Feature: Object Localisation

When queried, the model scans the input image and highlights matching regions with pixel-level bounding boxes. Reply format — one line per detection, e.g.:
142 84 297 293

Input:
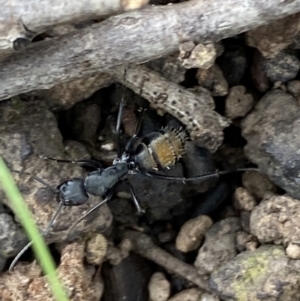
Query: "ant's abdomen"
134 128 187 170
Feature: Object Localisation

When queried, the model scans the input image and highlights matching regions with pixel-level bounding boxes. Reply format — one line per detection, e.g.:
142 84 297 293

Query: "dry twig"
0 0 300 100
0 0 148 52
124 231 210 292
113 65 230 151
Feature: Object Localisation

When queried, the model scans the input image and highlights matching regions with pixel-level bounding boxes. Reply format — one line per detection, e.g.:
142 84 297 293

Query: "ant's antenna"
139 167 259 182
39 156 102 169
116 68 128 158
123 178 145 214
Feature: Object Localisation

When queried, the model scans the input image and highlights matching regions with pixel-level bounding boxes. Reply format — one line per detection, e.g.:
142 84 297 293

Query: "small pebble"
245 241 258 251
236 231 251 252
148 272 171 301
286 243 300 259
236 231 257 252
225 85 254 119
196 64 228 96
287 80 300 104
180 43 217 69
263 52 300 83
242 171 276 200
176 215 213 252
234 187 257 211
86 233 107 265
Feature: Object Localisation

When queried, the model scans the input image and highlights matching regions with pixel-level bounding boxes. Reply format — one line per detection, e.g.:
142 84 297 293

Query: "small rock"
250 50 270 93
196 64 228 97
175 215 213 252
236 231 257 252
242 90 300 199
263 52 300 83
210 245 300 301
178 41 195 60
286 243 300 259
245 13 300 58
180 43 217 69
225 86 254 119
0 214 28 257
250 194 300 245
86 233 108 265
148 272 171 301
234 187 256 211
194 217 241 275
240 211 251 233
168 288 202 301
242 171 277 200
245 241 258 251
287 80 300 104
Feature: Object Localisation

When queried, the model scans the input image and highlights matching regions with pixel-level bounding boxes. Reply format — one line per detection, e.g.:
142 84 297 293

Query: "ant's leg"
40 156 102 169
67 191 114 234
44 201 64 235
123 178 145 214
9 241 33 271
125 108 146 153
9 201 64 271
139 167 259 182
8 203 63 272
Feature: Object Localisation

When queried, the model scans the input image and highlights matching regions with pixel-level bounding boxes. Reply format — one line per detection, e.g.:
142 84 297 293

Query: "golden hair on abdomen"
150 128 187 169
133 127 187 171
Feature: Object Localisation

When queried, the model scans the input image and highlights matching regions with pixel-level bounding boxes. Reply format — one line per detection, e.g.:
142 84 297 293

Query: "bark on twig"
113 65 230 151
124 231 210 292
0 0 148 52
0 0 300 101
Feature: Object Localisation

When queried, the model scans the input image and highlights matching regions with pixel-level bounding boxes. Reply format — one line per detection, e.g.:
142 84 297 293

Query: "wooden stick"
0 0 148 52
124 231 211 292
0 0 300 101
112 65 230 151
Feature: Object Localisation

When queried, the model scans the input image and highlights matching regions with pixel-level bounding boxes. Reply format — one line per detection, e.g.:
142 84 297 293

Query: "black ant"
9 86 256 271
